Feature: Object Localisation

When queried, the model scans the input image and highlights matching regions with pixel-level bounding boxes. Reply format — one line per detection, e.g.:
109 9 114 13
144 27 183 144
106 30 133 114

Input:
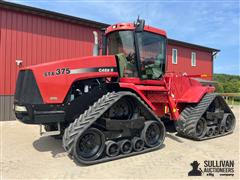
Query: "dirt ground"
1 106 239 179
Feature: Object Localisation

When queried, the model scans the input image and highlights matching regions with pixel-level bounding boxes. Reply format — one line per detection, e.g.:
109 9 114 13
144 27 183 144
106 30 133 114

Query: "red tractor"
14 19 235 164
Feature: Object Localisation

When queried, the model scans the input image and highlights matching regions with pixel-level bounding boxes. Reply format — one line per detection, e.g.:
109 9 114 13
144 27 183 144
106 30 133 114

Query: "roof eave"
0 0 109 29
0 1 220 52
168 38 220 53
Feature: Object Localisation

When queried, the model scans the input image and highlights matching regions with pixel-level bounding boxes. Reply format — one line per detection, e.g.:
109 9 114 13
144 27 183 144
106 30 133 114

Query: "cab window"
107 31 138 77
137 32 166 79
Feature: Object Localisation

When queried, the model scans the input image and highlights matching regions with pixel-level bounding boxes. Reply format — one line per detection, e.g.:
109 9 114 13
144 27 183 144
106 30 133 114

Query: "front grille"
14 70 43 104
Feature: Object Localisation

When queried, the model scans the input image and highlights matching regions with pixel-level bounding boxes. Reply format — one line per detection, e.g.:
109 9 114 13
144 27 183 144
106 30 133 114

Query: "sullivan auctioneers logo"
188 160 234 177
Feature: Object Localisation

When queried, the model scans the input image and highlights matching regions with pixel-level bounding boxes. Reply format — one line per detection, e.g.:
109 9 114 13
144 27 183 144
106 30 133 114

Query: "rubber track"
63 91 165 165
175 93 235 140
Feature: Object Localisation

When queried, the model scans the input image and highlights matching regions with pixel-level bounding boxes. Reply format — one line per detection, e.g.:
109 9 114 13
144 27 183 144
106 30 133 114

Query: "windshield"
107 30 166 79
137 31 166 79
107 31 136 60
107 31 138 77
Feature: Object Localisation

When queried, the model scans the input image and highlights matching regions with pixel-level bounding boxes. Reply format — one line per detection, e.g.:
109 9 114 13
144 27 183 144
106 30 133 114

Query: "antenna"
134 15 140 26
135 16 145 32
136 15 140 26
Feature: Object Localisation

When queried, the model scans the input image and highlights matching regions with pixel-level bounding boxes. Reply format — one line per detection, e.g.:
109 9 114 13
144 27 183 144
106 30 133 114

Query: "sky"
7 0 240 75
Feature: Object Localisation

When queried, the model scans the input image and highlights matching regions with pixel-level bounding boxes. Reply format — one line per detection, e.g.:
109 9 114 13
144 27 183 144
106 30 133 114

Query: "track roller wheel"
213 126 219 135
132 137 144 152
219 126 225 134
105 140 119 157
141 121 164 148
118 139 132 154
73 128 105 162
206 127 214 137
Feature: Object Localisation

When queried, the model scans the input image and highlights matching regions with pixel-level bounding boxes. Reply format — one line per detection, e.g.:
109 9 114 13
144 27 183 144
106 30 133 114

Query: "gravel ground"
1 106 239 179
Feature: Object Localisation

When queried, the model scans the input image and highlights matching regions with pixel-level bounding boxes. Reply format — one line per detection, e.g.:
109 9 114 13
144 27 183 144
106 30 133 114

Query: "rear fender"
177 86 215 103
166 75 215 103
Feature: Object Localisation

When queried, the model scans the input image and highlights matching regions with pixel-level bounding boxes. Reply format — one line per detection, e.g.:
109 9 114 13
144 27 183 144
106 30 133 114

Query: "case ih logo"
98 68 115 72
188 160 235 177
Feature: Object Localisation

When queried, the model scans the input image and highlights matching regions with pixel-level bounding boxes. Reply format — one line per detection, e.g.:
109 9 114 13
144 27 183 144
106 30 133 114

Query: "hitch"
40 123 61 137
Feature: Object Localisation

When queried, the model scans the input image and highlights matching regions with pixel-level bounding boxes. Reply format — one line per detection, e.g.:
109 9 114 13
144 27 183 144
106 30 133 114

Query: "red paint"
0 8 101 95
119 73 214 120
135 85 167 91
120 77 165 85
106 22 167 37
167 43 213 80
119 82 157 111
24 56 118 103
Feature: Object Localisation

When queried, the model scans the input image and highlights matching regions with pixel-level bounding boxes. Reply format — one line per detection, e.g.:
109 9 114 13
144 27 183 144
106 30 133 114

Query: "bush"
213 74 240 93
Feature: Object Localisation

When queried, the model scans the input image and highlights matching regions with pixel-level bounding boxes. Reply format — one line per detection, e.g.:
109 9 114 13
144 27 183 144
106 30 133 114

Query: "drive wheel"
108 97 134 120
73 128 105 162
195 118 207 138
141 121 164 148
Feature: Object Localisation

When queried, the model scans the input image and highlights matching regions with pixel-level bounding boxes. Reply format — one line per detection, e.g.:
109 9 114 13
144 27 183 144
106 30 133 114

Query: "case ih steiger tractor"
14 19 235 165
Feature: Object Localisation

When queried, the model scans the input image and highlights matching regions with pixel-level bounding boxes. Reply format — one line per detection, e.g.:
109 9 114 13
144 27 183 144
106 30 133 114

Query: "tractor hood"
16 55 118 104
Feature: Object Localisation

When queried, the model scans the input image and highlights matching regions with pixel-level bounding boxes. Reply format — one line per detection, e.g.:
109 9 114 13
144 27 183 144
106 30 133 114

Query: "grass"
226 99 240 105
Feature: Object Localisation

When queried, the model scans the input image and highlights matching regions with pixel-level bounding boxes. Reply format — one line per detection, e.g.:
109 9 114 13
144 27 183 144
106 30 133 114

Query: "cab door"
136 31 166 80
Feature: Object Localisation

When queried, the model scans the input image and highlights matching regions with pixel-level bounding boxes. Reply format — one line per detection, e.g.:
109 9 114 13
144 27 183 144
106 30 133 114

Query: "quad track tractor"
14 19 235 164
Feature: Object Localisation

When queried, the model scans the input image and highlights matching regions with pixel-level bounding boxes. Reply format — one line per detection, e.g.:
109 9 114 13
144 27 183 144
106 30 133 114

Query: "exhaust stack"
93 31 99 56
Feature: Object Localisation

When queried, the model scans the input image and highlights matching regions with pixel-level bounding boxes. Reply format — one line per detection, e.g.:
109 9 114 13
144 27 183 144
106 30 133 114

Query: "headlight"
14 105 27 112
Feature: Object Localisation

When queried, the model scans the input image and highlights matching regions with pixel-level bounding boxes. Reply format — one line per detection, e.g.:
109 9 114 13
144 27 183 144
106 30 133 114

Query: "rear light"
201 74 208 78
164 105 169 114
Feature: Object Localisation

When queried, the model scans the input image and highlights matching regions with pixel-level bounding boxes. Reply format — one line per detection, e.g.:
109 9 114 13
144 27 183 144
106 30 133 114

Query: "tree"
213 74 240 93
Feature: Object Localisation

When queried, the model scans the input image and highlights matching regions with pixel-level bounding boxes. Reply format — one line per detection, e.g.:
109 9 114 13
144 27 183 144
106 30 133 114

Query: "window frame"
191 52 196 67
172 48 178 64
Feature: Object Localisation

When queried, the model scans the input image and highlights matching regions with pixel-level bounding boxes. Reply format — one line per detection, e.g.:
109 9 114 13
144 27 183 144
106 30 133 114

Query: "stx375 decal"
44 68 70 77
43 67 117 77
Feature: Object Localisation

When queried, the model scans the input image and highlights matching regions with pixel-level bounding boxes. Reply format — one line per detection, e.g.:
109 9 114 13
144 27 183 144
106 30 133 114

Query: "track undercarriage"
63 91 166 165
175 93 236 140
62 91 235 164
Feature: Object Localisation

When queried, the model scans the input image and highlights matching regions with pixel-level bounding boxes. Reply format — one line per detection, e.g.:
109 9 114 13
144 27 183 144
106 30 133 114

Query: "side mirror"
16 59 23 67
135 18 145 32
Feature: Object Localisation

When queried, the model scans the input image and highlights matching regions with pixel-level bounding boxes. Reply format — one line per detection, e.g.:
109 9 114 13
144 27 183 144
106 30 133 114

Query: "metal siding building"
167 40 217 77
0 1 107 120
0 1 219 120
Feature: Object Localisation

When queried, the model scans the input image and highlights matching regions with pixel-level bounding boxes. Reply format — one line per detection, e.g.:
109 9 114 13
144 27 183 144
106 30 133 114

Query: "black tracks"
63 91 165 165
175 93 236 140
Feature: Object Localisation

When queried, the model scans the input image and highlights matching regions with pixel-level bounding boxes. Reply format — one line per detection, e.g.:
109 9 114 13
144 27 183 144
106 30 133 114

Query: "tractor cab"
104 19 167 80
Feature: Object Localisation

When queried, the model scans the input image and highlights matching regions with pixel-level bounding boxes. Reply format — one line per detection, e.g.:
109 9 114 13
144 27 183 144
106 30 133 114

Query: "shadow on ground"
32 136 66 158
166 133 184 143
